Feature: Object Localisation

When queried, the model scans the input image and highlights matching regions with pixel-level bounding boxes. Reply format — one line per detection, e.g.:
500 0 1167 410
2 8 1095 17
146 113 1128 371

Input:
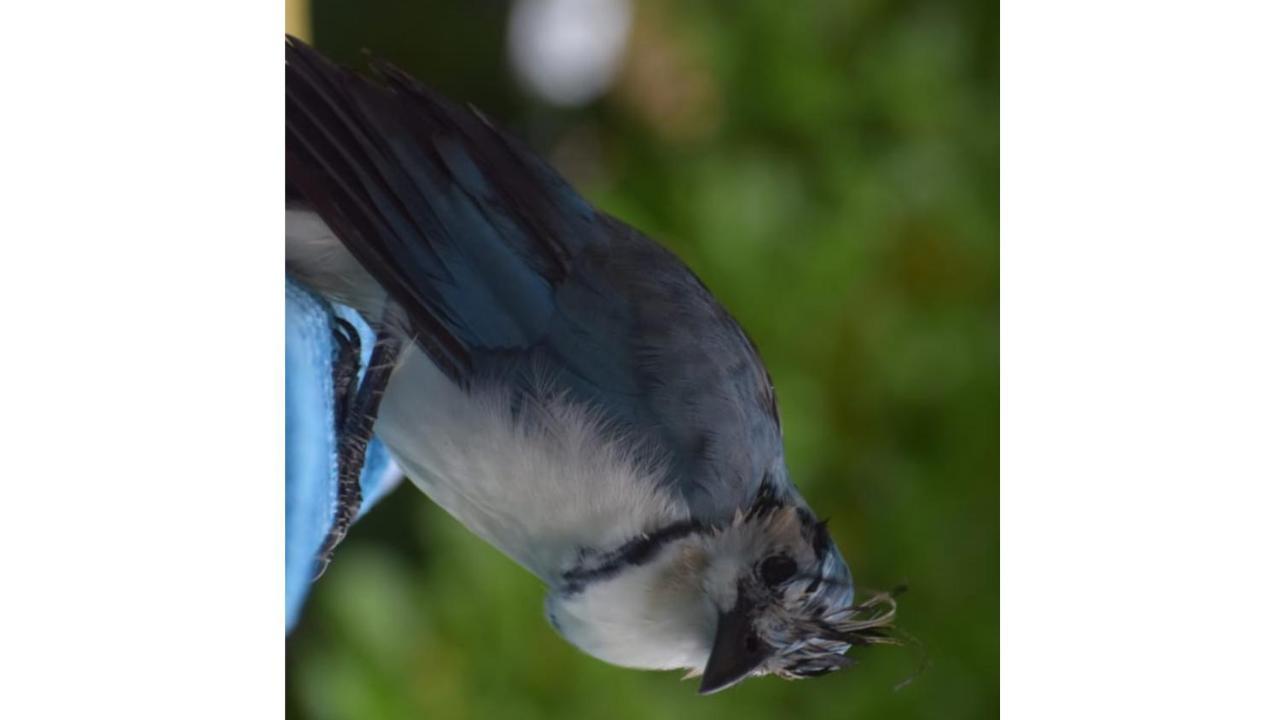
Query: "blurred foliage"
287 0 998 717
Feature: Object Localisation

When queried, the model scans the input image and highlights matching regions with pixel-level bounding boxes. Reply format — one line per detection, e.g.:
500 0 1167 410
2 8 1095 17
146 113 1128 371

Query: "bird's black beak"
699 594 767 695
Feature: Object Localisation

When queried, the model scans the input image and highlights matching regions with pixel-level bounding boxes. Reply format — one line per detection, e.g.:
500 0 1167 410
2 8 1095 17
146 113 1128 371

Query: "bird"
285 36 899 694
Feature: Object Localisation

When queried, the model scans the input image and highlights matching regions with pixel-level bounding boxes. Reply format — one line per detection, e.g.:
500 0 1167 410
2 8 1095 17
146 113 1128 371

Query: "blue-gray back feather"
286 37 786 518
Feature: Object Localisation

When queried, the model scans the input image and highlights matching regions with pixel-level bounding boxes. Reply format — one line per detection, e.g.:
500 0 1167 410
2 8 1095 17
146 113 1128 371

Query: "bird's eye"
760 555 797 586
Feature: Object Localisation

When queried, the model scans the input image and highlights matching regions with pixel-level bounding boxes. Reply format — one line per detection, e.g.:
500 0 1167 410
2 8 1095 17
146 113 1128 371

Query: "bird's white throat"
546 535 719 673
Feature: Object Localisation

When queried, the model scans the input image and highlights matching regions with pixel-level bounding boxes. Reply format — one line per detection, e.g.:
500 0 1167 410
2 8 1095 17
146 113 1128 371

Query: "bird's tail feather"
285 35 601 387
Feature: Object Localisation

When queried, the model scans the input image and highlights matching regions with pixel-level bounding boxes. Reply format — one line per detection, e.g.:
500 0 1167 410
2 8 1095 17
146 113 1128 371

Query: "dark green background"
287 0 998 717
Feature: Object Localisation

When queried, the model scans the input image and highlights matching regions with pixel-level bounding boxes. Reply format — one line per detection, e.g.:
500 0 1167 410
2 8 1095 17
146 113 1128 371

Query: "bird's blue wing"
286 37 784 518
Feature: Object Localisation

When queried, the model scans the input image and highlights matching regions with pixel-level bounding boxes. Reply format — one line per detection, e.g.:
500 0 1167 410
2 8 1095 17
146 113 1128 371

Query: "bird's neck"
558 517 708 593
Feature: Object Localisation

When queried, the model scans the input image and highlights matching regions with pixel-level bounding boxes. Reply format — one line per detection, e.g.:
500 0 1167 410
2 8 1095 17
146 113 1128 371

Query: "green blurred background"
286 0 997 717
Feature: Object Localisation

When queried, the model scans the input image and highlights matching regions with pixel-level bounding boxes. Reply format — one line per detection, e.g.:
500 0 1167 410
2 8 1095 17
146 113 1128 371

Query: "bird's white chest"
373 345 689 583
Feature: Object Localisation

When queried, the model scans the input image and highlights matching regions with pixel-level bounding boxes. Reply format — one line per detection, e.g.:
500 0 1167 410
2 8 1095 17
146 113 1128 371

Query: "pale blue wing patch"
286 278 402 631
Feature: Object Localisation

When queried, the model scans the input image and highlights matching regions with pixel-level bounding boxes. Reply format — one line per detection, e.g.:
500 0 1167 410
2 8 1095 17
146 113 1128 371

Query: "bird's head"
687 484 900 694
546 484 899 694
